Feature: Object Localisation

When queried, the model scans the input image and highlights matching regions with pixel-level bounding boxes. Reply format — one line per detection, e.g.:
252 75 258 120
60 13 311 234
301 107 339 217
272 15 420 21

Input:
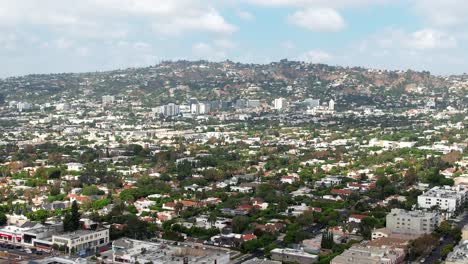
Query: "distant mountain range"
1 60 466 107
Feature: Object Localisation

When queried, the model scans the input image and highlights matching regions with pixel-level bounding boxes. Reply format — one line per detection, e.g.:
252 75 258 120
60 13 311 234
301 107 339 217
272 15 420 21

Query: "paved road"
422 210 468 264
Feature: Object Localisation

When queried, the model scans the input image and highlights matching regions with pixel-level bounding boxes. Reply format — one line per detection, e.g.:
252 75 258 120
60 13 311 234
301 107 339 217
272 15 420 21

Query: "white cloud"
0 1 236 37
365 28 457 51
344 27 465 74
152 10 237 35
192 41 232 61
412 0 468 27
288 8 345 32
214 39 237 49
247 0 389 8
237 10 255 21
192 42 213 54
407 29 457 50
300 50 333 63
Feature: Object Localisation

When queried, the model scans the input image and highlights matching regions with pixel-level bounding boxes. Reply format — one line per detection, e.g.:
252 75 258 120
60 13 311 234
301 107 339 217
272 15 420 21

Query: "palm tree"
175 202 184 215
208 212 217 228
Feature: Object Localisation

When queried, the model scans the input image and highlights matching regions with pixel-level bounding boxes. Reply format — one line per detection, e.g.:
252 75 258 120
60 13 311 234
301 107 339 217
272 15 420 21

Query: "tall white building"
329 99 335 110
102 95 115 105
17 102 32 112
160 103 180 117
191 102 210 115
274 98 288 110
417 186 467 216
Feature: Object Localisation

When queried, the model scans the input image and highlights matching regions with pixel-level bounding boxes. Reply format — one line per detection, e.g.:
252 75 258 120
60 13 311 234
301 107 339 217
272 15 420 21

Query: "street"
422 210 468 264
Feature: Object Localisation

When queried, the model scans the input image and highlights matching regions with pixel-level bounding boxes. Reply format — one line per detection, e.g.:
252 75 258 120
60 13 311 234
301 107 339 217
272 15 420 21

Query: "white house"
133 198 156 212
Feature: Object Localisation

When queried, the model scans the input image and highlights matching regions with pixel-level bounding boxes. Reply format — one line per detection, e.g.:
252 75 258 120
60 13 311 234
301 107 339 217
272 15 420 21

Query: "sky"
1 0 468 77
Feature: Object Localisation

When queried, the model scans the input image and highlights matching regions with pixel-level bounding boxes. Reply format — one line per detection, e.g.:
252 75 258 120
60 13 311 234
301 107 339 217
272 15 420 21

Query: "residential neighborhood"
0 60 466 263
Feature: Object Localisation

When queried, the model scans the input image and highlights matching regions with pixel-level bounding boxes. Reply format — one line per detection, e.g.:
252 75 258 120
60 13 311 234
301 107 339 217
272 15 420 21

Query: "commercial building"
0 222 63 248
52 228 109 254
112 238 230 264
270 248 318 264
331 245 405 264
417 186 467 216
385 208 440 235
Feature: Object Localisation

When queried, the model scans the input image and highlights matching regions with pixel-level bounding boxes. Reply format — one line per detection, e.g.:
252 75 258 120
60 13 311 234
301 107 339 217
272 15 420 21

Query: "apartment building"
385 208 440 235
417 186 467 216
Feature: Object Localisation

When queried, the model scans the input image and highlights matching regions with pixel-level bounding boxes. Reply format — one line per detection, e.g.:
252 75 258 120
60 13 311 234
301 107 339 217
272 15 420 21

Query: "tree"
232 216 250 234
208 212 217 227
175 202 184 215
359 217 379 240
0 212 6 225
63 201 81 231
283 224 310 245
297 211 314 227
50 185 61 196
321 231 334 249
176 161 192 181
441 244 454 259
28 209 49 223
127 205 138 214
407 234 438 260
82 185 105 196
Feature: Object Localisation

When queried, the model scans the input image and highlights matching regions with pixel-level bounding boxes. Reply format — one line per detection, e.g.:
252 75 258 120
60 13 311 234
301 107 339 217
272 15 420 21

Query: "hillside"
1 60 466 107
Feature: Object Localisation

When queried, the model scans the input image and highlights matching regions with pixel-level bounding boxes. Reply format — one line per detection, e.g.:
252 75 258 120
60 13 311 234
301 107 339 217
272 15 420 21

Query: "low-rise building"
52 228 109 254
270 248 318 264
331 245 405 264
112 238 230 264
